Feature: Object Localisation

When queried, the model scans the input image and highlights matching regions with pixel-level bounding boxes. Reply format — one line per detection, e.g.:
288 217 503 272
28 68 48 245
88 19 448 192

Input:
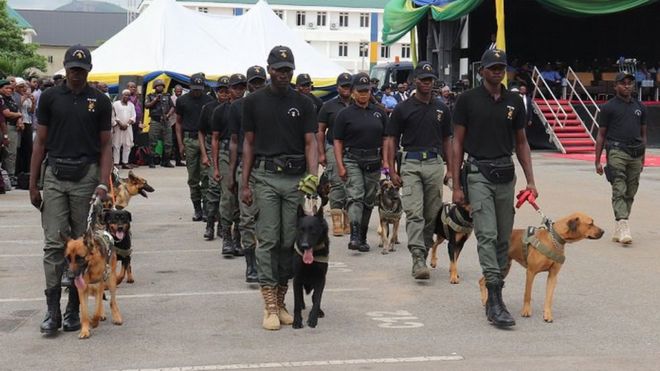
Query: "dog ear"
568 217 579 233
128 171 136 181
315 206 324 218
83 229 94 247
126 211 132 222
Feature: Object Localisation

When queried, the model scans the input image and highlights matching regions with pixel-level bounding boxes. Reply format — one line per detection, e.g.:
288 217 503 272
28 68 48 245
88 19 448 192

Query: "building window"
401 44 411 58
380 45 390 59
47 55 53 63
359 42 369 57
339 12 349 27
274 10 284 19
233 8 243 16
360 13 369 28
338 42 348 57
317 11 326 27
296 11 306 26
198 7 208 13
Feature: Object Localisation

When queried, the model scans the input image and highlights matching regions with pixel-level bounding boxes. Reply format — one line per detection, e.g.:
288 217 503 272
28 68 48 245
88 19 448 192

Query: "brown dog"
429 203 473 284
103 209 134 285
479 212 604 323
376 179 402 254
63 230 122 339
112 171 154 209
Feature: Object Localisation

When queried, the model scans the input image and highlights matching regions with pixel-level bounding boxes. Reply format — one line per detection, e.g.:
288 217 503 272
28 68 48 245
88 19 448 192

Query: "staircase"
531 67 600 154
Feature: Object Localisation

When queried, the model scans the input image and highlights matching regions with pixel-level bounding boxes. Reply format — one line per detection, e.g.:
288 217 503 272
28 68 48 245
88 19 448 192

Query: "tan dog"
479 212 604 323
112 171 154 209
376 179 402 254
63 230 123 339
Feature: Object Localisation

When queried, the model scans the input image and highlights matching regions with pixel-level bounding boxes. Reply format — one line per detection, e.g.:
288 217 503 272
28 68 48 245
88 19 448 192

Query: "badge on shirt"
634 109 642 117
288 107 301 118
506 105 515 120
436 109 444 123
373 111 382 119
87 98 97 112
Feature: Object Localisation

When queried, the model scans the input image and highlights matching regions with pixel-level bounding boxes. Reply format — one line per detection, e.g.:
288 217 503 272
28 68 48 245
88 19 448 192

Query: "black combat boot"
204 202 218 240
232 228 244 256
348 222 361 250
221 226 235 256
40 288 61 335
147 153 156 168
161 154 174 168
358 208 372 252
192 201 203 222
411 249 430 279
62 288 81 332
486 281 516 327
244 248 259 283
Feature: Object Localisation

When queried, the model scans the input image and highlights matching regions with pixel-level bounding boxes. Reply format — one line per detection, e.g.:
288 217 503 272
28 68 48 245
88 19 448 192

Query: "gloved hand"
298 174 319 196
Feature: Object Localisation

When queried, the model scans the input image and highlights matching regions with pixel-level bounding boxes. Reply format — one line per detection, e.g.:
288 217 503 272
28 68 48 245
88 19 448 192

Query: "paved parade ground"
1 151 660 371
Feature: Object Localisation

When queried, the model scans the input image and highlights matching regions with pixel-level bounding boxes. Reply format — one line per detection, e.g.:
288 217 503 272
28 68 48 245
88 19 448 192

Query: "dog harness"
378 195 403 221
521 223 566 266
440 204 473 236
294 245 329 263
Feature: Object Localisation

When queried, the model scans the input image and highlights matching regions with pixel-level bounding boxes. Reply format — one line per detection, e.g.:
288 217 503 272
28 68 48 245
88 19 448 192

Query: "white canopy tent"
78 0 346 85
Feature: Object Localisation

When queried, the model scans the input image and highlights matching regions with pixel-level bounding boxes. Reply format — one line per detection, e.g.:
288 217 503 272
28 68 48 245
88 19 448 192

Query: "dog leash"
516 189 552 227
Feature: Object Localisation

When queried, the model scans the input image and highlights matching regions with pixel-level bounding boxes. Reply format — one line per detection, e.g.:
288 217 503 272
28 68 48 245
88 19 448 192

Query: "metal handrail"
565 67 600 142
531 67 568 128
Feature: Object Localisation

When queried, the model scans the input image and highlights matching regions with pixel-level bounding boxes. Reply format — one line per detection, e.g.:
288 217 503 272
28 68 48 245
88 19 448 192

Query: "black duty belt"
345 147 381 157
184 131 198 139
405 151 438 161
254 155 306 175
220 139 230 151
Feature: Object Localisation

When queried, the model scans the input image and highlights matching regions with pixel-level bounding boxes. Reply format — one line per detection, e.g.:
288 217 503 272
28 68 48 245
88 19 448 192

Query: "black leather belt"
184 131 198 139
345 147 381 157
405 151 438 161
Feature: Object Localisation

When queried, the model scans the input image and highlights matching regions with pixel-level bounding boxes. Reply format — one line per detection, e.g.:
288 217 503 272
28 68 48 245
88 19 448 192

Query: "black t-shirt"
452 85 526 159
229 98 245 154
385 95 452 153
198 100 221 135
36 84 112 158
211 102 231 139
145 92 174 119
599 96 647 144
318 96 350 144
333 103 387 150
175 93 214 132
242 86 317 157
1 95 19 125
305 92 323 114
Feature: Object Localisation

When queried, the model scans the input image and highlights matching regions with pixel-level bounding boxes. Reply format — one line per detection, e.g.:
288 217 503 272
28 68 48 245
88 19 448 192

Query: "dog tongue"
115 230 125 241
303 249 314 264
74 275 86 290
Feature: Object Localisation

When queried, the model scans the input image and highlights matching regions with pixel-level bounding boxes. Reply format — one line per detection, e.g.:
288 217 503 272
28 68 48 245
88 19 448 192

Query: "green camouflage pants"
205 137 221 221
238 165 258 251
325 144 347 209
41 163 99 289
184 137 208 203
467 166 515 286
219 149 239 227
148 120 173 158
607 148 643 220
1 125 19 176
252 165 302 287
400 155 444 254
344 157 380 225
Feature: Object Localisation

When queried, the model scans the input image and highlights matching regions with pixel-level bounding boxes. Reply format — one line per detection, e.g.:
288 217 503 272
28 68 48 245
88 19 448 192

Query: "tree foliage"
0 0 46 76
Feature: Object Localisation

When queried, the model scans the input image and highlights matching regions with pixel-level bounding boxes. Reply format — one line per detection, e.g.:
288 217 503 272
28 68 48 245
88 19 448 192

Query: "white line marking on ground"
0 288 368 303
117 355 463 371
0 249 219 258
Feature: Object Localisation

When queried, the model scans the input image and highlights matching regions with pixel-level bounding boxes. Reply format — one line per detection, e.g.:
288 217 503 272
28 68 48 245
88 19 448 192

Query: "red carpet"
545 153 660 167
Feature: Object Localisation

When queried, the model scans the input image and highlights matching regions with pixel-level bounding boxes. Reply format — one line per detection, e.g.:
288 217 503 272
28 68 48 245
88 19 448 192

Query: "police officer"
241 46 318 330
228 65 267 282
212 73 246 256
295 73 323 114
317 72 352 236
29 45 113 335
384 62 452 280
199 76 230 240
334 72 387 252
595 72 647 245
144 79 175 168
175 73 214 221
452 49 537 328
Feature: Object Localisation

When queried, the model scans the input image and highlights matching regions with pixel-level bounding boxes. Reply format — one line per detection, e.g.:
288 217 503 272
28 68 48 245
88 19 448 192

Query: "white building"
138 0 412 73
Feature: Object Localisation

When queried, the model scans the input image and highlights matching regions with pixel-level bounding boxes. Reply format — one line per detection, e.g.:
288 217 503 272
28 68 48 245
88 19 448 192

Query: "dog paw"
449 277 460 284
292 321 304 329
127 279 134 284
380 249 388 255
394 239 400 244
307 318 318 328
318 309 325 318
520 308 532 317
430 262 437 268
112 318 123 325
91 319 100 328
100 315 107 321
543 311 553 323
388 247 396 252
79 329 90 339
378 242 383 247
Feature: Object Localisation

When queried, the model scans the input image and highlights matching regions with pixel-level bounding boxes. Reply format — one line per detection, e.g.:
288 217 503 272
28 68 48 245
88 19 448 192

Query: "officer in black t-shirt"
451 49 537 328
30 45 113 336
144 79 175 168
1 79 22 182
334 72 388 253
295 73 323 114
317 72 352 236
199 76 230 240
595 72 647 244
241 46 318 331
227 65 267 283
384 61 452 280
175 73 214 221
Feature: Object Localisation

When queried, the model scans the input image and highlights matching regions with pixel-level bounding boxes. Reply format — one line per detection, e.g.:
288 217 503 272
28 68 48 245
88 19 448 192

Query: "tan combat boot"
612 220 622 242
330 209 344 236
276 284 294 325
342 209 351 235
619 219 632 244
260 286 280 330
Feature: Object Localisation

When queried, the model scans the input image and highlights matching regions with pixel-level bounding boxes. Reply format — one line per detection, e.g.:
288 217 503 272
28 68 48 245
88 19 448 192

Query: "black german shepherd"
292 205 329 329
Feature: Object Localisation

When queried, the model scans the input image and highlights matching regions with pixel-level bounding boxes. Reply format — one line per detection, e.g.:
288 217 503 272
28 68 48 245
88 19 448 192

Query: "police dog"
63 230 122 339
317 171 330 208
376 179 402 254
112 170 154 209
429 203 474 284
478 212 604 322
292 206 329 329
103 209 134 285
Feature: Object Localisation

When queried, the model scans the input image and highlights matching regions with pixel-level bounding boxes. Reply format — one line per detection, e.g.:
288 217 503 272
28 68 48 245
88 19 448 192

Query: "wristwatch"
2 134 8 139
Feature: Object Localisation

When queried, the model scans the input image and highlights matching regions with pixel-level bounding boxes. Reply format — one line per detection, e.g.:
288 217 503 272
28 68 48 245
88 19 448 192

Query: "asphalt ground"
1 151 660 371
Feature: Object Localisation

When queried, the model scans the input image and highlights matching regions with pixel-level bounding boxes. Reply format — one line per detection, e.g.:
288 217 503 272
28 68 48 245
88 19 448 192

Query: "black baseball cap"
267 45 295 70
217 76 230 89
190 73 205 90
414 61 437 80
481 49 507 69
229 73 247 86
336 72 352 87
615 72 634 83
247 65 266 82
296 73 312 86
63 45 92 71
353 72 371 90
0 79 9 88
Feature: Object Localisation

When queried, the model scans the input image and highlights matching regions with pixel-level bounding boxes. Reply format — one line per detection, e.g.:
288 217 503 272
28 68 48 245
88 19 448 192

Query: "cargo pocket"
470 201 482 218
401 186 412 197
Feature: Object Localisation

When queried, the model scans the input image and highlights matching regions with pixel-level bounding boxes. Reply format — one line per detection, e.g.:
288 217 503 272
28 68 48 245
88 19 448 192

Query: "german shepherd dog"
376 179 402 254
429 203 474 284
111 170 154 209
63 230 122 339
103 209 134 285
292 206 329 329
